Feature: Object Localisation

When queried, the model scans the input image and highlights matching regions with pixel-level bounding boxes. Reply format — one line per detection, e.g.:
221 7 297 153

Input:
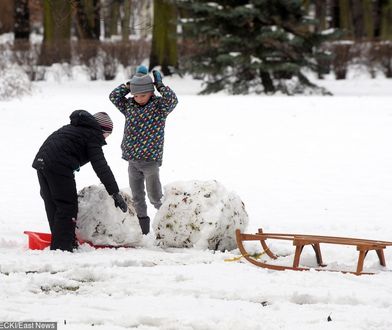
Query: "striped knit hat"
93 112 113 133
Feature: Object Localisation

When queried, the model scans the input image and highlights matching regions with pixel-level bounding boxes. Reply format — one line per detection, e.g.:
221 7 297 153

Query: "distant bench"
236 228 392 275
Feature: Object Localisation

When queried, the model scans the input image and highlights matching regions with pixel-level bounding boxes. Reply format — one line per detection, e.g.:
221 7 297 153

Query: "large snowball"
76 185 142 246
153 180 249 251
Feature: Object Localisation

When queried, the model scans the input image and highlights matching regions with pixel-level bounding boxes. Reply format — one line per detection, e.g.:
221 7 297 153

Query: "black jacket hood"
70 110 102 132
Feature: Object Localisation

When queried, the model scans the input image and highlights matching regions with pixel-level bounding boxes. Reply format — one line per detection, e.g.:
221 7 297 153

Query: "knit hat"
129 73 154 95
93 112 113 133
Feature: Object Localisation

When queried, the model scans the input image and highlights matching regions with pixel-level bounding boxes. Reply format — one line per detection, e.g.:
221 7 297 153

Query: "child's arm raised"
157 86 178 116
152 70 178 116
109 84 132 115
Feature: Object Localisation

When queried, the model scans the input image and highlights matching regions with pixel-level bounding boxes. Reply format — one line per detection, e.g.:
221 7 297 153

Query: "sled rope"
224 248 270 262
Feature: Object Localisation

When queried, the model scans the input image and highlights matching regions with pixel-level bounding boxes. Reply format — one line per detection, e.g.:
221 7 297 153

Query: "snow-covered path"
1 244 392 330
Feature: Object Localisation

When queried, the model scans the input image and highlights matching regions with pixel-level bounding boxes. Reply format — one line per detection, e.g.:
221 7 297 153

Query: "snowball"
76 185 142 246
153 180 249 251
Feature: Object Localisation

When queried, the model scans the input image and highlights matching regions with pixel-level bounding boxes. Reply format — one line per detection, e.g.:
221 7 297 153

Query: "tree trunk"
14 0 30 39
110 0 120 37
381 0 392 39
350 0 365 39
339 0 354 38
74 0 100 39
330 0 341 28
149 0 178 75
102 0 111 38
362 0 375 39
121 0 132 41
315 0 327 31
0 0 14 34
373 0 381 37
40 0 71 64
260 71 275 94
93 0 100 39
140 0 153 39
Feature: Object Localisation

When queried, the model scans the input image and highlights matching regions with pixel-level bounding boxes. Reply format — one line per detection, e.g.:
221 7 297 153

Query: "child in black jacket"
32 110 127 252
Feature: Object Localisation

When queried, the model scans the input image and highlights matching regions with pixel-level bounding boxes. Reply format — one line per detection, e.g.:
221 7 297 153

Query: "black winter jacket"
32 110 119 195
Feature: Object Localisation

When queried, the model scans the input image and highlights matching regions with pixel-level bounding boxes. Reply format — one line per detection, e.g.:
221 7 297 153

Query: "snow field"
0 75 392 329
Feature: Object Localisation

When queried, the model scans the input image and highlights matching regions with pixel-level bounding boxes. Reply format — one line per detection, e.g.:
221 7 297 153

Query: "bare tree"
102 0 134 40
362 0 375 39
132 0 153 38
350 0 365 39
323 0 377 40
339 0 354 37
40 0 72 64
121 0 132 41
380 0 392 39
73 0 101 40
0 0 14 34
14 0 30 40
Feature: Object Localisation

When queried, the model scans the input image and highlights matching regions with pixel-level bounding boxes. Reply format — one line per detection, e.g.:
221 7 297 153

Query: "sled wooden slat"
236 228 392 275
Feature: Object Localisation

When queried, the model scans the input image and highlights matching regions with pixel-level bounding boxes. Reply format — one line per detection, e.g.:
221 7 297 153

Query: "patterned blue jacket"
109 84 178 162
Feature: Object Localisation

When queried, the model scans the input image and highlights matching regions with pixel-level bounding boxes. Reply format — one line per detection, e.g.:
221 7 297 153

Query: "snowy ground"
1 72 392 329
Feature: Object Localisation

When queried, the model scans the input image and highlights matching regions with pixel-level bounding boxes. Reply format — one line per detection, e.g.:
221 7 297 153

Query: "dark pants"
37 170 78 251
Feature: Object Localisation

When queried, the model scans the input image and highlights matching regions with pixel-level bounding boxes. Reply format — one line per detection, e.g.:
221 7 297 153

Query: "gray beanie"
129 73 154 95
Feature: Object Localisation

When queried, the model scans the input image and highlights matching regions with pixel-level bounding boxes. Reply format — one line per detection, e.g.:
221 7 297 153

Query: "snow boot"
138 216 150 235
51 238 78 252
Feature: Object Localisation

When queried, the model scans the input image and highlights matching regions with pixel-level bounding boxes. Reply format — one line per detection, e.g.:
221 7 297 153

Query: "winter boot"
138 216 150 235
51 239 77 252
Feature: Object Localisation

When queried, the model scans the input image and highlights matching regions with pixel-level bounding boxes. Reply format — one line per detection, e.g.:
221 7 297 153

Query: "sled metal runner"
236 228 392 275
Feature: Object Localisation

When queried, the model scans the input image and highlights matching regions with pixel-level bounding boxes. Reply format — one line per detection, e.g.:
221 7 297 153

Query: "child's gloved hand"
152 70 165 91
112 192 128 213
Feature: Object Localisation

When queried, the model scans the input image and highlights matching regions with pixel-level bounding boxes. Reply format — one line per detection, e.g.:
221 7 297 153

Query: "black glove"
112 192 128 213
152 70 165 91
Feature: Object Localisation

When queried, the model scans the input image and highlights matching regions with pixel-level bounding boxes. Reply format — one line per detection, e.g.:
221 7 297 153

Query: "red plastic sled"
24 231 52 250
24 231 133 250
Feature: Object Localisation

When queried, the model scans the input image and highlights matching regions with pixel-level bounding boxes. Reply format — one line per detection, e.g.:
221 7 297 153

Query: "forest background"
1 0 392 96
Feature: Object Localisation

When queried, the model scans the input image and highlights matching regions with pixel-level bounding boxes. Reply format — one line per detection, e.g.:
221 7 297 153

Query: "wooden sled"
236 228 392 275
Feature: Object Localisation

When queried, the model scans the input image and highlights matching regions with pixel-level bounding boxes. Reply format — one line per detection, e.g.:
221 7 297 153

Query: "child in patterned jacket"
109 65 178 235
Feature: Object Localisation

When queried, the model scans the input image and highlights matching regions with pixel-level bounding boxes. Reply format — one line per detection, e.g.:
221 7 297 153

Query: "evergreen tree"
178 0 335 94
